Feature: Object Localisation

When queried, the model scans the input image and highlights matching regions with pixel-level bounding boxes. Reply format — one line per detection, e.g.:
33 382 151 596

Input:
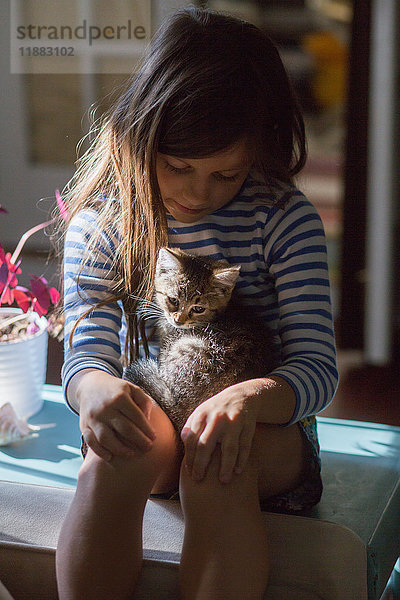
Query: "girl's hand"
75 370 156 461
180 382 261 484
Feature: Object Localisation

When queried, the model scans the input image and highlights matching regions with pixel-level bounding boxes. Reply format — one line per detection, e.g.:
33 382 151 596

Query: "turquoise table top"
0 385 81 488
2 384 400 511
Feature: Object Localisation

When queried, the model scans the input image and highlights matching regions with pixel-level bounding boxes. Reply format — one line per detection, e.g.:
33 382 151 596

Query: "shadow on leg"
178 422 308 600
179 446 269 600
56 404 181 600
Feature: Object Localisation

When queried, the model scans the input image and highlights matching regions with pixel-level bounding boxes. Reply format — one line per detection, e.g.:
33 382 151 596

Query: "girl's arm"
182 191 338 481
62 210 155 459
229 375 297 425
66 368 97 413
62 209 125 411
264 192 339 424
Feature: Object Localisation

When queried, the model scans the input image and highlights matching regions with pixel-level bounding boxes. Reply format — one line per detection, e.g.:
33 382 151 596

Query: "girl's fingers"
180 413 194 444
182 419 206 476
87 423 135 458
118 391 156 442
110 416 154 452
128 387 154 421
182 430 200 476
182 407 257 483
190 426 219 480
82 427 113 462
108 396 156 443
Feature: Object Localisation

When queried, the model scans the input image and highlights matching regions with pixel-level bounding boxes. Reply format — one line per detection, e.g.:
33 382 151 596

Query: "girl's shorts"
81 416 323 515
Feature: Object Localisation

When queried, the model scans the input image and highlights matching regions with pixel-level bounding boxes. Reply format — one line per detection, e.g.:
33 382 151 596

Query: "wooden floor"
46 338 400 428
320 350 400 427
46 337 64 388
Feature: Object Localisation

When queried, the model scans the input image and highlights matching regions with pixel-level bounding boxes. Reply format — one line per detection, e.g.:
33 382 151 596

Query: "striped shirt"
62 172 338 425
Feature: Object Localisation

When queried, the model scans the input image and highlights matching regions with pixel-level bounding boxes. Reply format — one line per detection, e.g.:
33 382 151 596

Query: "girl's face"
156 141 252 223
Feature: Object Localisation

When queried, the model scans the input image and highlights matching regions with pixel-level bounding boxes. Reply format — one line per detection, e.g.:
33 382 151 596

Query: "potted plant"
0 192 66 430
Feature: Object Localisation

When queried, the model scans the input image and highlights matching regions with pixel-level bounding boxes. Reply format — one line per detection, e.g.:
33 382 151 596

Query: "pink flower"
12 287 32 312
29 276 60 317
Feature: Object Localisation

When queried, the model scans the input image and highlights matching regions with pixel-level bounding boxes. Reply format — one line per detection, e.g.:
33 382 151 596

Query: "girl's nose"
184 179 209 207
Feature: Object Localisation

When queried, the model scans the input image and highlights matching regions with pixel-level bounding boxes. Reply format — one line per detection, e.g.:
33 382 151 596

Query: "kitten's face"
154 248 240 329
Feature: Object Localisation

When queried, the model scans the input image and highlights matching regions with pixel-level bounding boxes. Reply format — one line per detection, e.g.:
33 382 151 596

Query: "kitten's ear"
213 265 241 291
157 247 184 273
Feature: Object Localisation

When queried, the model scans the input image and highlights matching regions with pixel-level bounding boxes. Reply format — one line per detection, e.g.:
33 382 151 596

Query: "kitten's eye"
167 296 179 309
191 306 205 314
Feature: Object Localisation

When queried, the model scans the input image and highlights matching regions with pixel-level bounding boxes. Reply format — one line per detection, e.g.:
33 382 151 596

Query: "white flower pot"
0 308 48 418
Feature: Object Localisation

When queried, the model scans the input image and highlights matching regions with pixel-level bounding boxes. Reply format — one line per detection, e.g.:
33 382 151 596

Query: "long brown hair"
56 5 307 364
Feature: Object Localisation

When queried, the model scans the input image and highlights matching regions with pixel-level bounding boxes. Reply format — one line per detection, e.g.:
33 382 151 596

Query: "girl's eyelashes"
163 160 241 182
213 172 240 182
163 162 188 175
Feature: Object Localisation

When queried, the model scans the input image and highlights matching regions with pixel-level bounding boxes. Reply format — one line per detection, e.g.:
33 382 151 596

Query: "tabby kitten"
124 248 280 435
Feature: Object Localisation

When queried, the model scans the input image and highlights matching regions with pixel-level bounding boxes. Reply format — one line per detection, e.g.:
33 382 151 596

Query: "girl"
56 6 338 600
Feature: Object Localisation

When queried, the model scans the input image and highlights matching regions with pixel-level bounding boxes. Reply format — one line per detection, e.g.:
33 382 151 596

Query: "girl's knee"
78 433 177 500
179 446 258 513
78 447 146 491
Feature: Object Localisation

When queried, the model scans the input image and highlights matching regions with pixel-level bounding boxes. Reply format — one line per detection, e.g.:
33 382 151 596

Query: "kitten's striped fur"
124 248 280 435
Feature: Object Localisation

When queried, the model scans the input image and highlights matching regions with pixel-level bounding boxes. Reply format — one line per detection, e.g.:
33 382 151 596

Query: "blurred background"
1 0 399 425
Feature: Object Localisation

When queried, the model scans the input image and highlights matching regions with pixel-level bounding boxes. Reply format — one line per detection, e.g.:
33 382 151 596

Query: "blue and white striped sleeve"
264 193 339 425
61 210 124 411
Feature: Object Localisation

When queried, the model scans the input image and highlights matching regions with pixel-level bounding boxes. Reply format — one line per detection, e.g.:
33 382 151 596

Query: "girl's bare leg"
179 422 307 600
56 404 180 600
